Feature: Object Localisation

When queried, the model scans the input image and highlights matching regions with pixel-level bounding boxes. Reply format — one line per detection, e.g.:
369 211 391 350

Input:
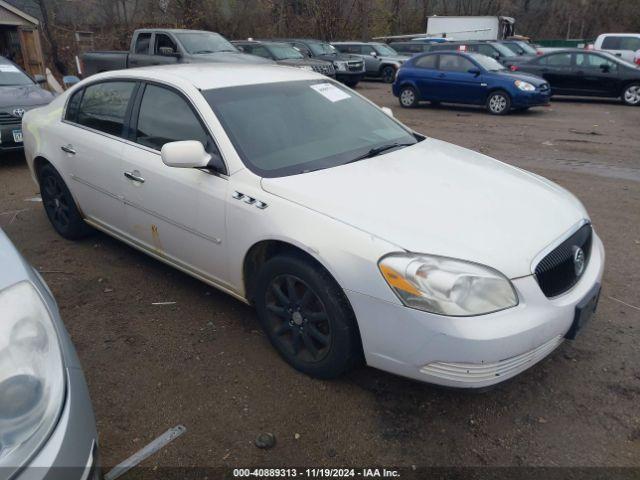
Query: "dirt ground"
1 82 639 471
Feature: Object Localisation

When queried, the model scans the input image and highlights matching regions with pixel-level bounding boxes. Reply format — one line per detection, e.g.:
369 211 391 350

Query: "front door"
433 54 485 104
572 53 620 96
120 82 230 286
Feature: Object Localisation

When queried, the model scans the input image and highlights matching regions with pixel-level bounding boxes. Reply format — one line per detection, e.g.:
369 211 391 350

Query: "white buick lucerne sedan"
22 64 604 388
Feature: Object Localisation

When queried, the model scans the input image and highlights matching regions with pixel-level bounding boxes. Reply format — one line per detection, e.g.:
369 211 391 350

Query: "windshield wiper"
346 142 415 164
193 50 217 54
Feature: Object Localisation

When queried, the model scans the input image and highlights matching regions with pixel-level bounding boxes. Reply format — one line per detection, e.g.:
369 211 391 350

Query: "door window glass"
135 33 151 54
539 53 572 66
77 81 136 137
135 84 210 151
438 54 475 73
575 53 618 71
155 34 178 54
65 88 83 122
250 45 271 59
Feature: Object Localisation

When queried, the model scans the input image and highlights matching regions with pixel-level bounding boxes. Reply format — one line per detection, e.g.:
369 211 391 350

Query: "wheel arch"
242 238 365 359
33 155 52 186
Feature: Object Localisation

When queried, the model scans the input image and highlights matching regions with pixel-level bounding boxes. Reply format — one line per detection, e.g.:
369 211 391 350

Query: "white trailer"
426 16 515 41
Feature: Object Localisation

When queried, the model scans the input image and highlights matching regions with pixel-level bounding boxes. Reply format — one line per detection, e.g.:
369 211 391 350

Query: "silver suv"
332 42 409 83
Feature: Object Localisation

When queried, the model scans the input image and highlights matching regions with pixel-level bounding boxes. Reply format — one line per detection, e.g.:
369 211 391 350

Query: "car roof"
85 63 321 91
135 29 218 34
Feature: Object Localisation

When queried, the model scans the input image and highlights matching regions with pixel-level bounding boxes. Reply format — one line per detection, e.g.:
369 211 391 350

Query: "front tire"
486 90 511 115
254 253 361 379
398 86 419 108
39 163 93 240
622 83 640 106
381 65 396 84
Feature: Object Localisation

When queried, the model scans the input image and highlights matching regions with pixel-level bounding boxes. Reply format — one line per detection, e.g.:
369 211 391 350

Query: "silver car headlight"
379 253 518 316
0 282 65 466
515 80 536 92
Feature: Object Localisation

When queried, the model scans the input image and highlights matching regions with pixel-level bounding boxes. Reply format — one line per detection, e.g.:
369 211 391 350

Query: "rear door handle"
60 144 76 155
124 171 145 183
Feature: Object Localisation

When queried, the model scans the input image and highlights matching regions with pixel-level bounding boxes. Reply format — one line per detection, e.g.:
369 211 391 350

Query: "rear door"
529 52 573 94
411 54 439 100
58 80 139 234
432 54 485 104
120 82 229 283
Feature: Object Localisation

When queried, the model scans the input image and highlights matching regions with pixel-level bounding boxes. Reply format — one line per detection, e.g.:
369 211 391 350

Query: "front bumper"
335 72 365 84
347 232 605 389
0 122 24 153
12 367 100 480
512 90 551 107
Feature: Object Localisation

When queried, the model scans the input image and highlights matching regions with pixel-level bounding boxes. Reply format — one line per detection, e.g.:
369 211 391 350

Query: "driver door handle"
124 171 145 183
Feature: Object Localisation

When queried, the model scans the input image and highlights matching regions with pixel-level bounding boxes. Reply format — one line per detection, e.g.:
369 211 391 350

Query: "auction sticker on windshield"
0 64 20 73
310 83 351 103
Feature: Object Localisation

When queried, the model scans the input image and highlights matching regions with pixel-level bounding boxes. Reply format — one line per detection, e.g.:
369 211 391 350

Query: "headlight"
0 282 65 466
379 253 518 316
515 80 536 92
297 65 314 71
334 61 347 72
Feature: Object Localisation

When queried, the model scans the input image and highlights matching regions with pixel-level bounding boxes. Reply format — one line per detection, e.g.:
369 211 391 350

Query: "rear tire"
398 86 419 108
254 253 361 379
381 65 396 84
39 163 93 240
486 90 511 115
622 83 640 106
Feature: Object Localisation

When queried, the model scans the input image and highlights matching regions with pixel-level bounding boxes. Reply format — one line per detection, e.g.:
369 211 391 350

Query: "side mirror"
34 74 46 84
468 67 481 76
381 106 394 118
63 75 81 88
161 141 211 169
159 46 179 57
370 51 378 58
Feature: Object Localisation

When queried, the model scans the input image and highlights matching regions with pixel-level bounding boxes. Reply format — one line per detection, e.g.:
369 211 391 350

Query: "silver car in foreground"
0 229 99 479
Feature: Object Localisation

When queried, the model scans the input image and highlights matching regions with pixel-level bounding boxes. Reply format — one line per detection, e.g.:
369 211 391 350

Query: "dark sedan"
0 57 54 154
232 40 336 77
510 49 640 106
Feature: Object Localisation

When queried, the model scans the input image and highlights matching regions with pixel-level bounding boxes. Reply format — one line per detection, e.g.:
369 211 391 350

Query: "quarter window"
414 55 438 69
65 88 83 122
135 33 151 54
134 84 210 151
76 81 136 137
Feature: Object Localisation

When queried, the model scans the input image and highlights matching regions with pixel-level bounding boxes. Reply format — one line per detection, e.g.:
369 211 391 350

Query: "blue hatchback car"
393 51 551 115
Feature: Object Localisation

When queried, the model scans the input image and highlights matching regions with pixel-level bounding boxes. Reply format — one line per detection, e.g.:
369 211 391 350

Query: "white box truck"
426 16 515 41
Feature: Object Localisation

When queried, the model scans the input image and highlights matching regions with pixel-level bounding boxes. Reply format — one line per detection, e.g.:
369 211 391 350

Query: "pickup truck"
82 28 272 76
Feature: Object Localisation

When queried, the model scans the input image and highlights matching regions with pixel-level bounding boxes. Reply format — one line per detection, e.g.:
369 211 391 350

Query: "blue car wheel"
399 86 419 108
486 90 511 115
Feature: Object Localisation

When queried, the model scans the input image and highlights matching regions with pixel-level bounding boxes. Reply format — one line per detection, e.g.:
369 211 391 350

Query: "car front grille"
312 64 335 76
0 111 21 125
534 223 593 297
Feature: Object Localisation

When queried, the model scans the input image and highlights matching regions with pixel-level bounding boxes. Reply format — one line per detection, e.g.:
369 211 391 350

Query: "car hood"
503 54 536 65
0 84 54 108
261 138 587 278
493 70 548 86
190 51 274 64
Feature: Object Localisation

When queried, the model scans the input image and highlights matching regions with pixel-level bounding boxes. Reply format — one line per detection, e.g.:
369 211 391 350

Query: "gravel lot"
1 82 639 470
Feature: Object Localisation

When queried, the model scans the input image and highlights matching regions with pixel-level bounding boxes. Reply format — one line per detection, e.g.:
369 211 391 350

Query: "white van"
594 33 640 63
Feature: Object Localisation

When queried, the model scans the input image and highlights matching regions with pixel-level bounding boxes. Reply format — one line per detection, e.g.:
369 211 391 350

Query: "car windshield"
515 41 538 55
309 42 338 56
490 42 517 57
0 63 34 86
175 32 238 54
269 44 304 60
203 80 418 177
470 54 506 72
373 44 399 56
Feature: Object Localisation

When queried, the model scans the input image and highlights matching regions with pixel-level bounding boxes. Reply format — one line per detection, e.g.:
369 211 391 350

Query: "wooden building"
0 0 45 76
